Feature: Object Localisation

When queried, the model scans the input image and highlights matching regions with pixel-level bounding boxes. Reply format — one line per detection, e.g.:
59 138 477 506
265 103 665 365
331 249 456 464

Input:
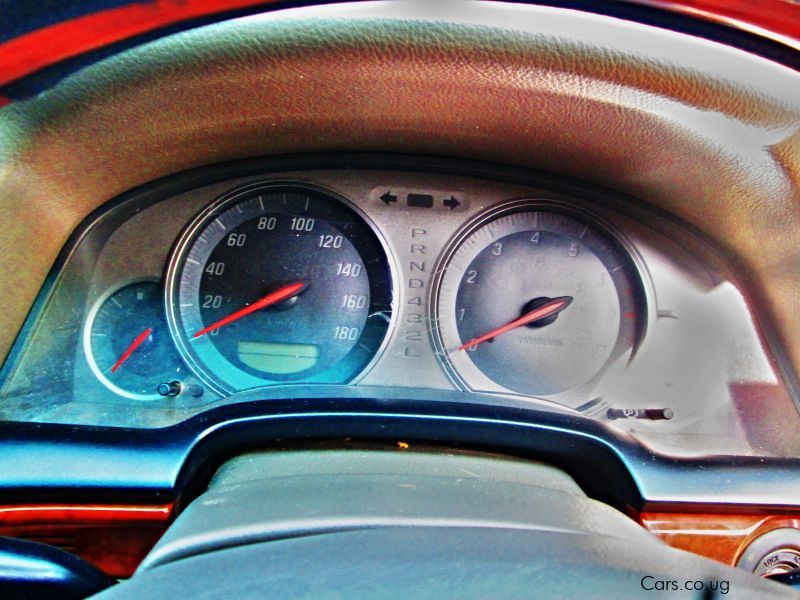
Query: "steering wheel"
95 449 793 599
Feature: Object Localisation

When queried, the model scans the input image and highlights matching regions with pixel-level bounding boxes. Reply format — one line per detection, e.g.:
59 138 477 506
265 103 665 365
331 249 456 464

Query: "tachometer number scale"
433 203 646 405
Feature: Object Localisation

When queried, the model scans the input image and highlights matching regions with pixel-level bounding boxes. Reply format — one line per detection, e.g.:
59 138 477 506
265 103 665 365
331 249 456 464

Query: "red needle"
193 281 306 339
111 327 152 373
457 296 573 351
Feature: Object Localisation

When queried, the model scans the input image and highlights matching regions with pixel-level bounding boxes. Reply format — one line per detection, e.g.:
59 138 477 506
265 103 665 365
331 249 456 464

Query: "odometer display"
166 183 393 394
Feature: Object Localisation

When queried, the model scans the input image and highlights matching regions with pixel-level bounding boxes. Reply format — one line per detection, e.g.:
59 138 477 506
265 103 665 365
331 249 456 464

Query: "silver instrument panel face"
1 166 797 458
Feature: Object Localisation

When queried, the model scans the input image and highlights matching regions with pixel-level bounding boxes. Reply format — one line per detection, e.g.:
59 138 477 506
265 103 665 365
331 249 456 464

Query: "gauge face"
84 281 185 399
166 183 393 393
434 204 646 401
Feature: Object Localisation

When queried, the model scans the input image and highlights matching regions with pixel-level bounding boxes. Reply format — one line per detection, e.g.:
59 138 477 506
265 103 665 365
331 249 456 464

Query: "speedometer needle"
457 296 573 351
111 327 152 373
193 281 306 339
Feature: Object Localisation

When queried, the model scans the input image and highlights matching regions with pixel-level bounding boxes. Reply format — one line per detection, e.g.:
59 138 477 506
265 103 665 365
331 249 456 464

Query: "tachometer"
432 201 647 404
165 183 394 394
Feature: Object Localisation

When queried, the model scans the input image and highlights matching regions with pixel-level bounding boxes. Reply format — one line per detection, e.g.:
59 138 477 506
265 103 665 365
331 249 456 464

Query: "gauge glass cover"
84 281 185 400
166 184 393 394
433 204 646 403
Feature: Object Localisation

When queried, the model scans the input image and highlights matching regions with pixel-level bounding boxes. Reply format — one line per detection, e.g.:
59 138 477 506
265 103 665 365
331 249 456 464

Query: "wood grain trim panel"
0 503 173 577
5 502 800 576
640 511 800 566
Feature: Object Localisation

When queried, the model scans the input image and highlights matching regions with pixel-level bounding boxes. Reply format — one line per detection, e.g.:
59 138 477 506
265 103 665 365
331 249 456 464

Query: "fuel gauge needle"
457 296 572 351
111 327 152 373
193 281 306 339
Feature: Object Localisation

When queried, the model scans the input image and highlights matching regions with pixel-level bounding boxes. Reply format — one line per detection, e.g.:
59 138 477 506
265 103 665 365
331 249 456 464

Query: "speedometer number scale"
434 203 645 404
166 184 393 394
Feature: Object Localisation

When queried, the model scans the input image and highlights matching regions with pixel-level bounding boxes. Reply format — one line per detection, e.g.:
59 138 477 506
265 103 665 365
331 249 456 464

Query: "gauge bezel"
82 278 170 401
430 198 654 406
164 180 397 396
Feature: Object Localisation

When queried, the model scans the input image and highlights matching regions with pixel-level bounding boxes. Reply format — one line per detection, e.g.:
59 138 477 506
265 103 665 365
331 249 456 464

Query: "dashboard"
1 0 800 591
1 156 796 460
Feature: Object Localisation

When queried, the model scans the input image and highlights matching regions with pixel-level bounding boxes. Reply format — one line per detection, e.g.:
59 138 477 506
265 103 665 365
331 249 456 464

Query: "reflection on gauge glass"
84 281 186 400
433 202 647 404
165 183 394 394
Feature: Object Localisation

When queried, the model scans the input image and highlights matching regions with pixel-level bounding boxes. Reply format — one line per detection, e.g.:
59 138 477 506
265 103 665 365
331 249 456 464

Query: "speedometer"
432 201 647 405
165 182 394 394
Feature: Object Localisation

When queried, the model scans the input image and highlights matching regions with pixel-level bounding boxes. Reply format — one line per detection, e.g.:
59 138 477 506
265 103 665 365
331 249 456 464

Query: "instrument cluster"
1 161 796 458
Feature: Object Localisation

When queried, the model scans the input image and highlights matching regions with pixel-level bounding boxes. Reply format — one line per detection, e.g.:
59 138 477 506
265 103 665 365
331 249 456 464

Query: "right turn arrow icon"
443 196 460 210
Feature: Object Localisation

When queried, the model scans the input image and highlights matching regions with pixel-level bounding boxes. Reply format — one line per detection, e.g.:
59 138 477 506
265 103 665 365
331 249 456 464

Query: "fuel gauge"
83 280 186 400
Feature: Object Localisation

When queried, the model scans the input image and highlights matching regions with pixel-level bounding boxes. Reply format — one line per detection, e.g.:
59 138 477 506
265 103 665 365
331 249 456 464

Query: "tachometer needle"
457 296 573 351
193 281 306 339
111 327 153 373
